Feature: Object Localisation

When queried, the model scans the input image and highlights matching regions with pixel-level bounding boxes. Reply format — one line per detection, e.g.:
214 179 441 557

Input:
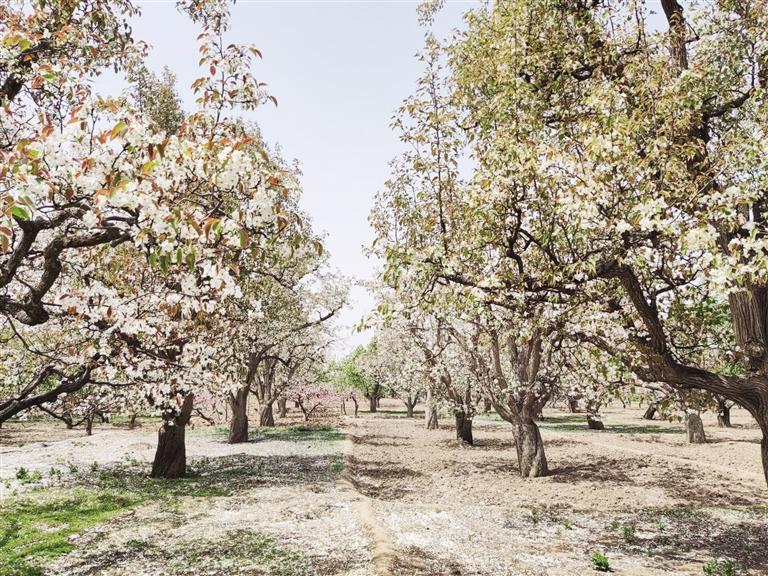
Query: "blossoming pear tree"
0 0 320 478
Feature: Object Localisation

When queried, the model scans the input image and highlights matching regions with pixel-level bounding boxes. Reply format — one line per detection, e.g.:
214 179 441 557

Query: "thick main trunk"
278 397 287 418
643 403 657 420
128 413 138 429
567 397 580 413
369 395 377 413
514 421 548 478
259 403 274 427
587 413 604 430
151 394 194 478
228 387 249 443
454 411 473 445
85 415 93 436
352 398 359 417
685 412 706 444
151 421 187 478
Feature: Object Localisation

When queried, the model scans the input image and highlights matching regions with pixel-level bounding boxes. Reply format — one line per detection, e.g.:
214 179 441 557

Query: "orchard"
1 1 767 575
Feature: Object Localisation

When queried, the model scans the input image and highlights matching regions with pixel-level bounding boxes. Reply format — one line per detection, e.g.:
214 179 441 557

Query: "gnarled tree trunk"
454 410 473 445
259 403 274 427
685 412 706 444
643 403 657 420
151 394 194 478
514 420 548 478
278 396 287 418
369 395 377 413
228 386 249 443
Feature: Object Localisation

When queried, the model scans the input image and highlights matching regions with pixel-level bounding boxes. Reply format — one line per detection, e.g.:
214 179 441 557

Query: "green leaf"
11 206 30 221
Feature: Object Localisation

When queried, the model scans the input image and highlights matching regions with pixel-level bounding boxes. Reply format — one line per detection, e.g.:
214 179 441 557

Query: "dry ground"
1 401 767 575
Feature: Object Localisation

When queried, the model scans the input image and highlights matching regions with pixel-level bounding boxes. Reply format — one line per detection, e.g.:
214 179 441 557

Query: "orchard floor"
1 402 767 576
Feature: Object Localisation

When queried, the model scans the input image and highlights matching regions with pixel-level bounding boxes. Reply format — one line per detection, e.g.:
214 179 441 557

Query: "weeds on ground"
591 551 610 572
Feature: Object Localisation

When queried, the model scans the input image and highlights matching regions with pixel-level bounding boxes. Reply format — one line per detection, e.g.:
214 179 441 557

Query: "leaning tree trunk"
685 412 706 444
514 420 548 478
643 403 658 420
228 387 249 443
277 397 287 418
151 394 194 478
259 403 275 427
587 413 604 430
425 389 439 430
454 411 473 445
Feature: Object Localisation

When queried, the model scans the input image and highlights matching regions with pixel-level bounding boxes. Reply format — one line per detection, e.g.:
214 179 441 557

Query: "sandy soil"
1 402 767 575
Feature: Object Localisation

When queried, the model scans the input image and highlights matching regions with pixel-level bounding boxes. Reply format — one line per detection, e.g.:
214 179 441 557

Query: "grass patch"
178 530 314 576
0 490 140 576
203 424 344 444
253 425 344 443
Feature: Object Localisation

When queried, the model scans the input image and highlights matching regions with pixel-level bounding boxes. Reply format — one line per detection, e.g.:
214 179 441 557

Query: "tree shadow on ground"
64 452 344 498
199 424 345 444
550 456 641 485
346 455 423 500
605 508 768 574
549 454 760 507
705 436 761 445
540 421 683 435
393 546 466 576
350 433 410 447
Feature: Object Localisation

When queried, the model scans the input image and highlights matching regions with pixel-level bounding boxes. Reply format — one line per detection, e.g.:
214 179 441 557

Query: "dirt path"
342 402 768 576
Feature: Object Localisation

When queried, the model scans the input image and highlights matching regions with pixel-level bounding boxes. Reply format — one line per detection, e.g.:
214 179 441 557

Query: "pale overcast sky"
128 0 476 354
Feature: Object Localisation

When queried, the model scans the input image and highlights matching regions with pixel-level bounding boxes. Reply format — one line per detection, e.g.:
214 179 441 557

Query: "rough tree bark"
685 412 706 444
228 386 249 443
259 403 275 427
454 410 473 445
643 403 658 420
278 397 287 418
151 394 194 478
514 420 548 478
